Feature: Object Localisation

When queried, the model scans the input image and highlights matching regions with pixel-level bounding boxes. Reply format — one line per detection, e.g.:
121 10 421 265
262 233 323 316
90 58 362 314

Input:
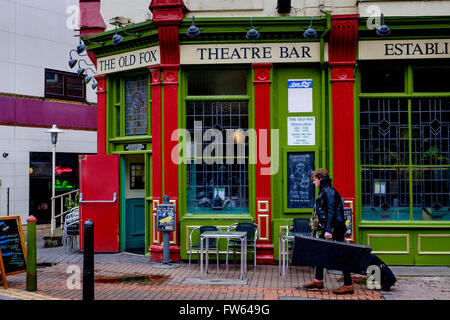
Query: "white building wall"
0 125 97 223
0 0 97 103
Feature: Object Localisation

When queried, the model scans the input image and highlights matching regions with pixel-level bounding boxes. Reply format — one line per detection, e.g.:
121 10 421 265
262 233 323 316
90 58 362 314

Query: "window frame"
44 68 86 101
357 62 450 223
181 66 253 215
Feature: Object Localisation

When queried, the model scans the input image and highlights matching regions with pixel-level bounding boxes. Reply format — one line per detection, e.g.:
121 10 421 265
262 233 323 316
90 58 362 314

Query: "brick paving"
0 238 449 301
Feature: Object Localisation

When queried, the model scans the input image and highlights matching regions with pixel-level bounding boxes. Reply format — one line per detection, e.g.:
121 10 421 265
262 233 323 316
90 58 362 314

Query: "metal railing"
51 189 79 235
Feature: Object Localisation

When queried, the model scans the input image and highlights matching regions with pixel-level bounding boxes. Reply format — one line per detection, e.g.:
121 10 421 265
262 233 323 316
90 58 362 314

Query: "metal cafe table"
200 231 248 281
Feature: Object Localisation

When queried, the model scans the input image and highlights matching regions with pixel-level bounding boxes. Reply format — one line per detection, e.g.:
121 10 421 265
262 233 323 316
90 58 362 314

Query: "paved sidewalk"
0 237 449 301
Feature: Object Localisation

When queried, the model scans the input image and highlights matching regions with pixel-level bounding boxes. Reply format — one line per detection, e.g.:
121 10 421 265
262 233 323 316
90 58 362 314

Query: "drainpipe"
320 12 331 168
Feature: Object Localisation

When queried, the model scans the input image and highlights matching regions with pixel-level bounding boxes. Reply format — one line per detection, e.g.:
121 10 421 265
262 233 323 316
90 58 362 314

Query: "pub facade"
78 0 450 265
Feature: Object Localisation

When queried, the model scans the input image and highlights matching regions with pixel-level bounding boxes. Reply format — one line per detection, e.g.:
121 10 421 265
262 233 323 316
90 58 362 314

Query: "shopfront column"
329 15 359 205
149 0 186 261
252 63 275 264
94 74 107 155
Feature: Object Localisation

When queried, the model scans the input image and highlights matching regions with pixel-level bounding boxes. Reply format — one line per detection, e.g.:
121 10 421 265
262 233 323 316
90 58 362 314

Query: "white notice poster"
288 79 313 113
287 117 315 146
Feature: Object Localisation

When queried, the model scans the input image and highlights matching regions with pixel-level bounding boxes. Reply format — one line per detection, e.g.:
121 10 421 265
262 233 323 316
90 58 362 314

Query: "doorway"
123 154 145 253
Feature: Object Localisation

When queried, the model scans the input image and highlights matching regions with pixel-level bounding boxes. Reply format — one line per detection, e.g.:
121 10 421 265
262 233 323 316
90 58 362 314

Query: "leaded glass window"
186 100 249 213
359 65 450 222
125 75 148 136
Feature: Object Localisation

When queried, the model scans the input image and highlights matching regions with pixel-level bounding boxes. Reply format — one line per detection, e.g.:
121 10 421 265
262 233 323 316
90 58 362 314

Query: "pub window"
413 66 450 92
45 69 86 101
185 68 249 214
111 73 151 138
359 64 450 222
360 62 405 93
130 163 145 189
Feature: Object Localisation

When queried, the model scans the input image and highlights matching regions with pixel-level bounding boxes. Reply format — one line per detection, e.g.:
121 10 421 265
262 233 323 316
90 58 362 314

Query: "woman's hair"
311 168 329 181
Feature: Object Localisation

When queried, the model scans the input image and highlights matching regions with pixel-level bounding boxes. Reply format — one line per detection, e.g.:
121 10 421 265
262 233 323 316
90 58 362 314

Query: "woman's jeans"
314 230 353 286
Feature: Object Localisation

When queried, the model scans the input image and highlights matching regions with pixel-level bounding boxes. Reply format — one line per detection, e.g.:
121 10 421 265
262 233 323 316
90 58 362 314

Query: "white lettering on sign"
180 43 324 64
359 39 450 60
97 46 160 74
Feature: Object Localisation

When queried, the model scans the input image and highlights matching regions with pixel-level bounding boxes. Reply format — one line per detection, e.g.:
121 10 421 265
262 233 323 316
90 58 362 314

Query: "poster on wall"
288 79 313 113
287 152 315 209
287 116 315 146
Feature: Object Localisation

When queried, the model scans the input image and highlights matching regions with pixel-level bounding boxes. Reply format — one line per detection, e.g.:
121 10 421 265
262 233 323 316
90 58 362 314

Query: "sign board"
344 201 354 242
287 117 315 146
286 152 315 209
358 39 450 60
156 203 176 232
288 79 313 113
0 216 27 289
124 144 147 151
96 46 160 74
180 42 322 64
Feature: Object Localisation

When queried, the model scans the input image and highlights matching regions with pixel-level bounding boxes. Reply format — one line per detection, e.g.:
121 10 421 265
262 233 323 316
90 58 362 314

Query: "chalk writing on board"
287 152 315 209
0 218 26 274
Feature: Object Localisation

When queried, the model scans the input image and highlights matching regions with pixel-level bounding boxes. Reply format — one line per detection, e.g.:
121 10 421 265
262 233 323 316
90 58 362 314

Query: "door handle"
79 192 117 203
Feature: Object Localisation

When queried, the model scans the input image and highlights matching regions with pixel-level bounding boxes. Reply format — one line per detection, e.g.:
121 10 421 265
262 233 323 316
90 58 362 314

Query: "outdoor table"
200 231 247 281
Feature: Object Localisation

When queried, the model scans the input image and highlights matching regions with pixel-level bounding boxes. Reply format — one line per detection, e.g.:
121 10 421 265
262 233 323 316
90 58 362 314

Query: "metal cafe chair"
188 225 221 271
62 207 80 253
283 218 311 273
226 222 259 272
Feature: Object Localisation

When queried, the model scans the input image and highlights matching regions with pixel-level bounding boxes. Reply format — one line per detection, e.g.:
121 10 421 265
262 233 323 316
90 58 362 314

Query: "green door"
125 198 145 251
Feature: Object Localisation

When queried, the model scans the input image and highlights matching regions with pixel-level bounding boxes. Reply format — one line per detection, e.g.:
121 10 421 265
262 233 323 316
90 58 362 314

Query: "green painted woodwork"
125 198 145 250
360 229 450 265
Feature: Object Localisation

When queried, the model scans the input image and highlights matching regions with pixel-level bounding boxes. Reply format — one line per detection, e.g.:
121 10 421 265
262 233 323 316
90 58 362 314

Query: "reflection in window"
361 167 410 221
186 100 249 213
125 75 148 136
130 163 145 189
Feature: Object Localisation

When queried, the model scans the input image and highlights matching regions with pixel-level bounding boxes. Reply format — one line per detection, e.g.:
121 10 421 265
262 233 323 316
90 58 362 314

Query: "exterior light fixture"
83 68 96 84
246 17 260 40
303 17 317 39
91 80 98 90
45 124 64 235
68 49 78 68
112 24 124 45
187 16 200 38
376 13 391 36
111 23 138 46
76 37 87 54
76 59 93 76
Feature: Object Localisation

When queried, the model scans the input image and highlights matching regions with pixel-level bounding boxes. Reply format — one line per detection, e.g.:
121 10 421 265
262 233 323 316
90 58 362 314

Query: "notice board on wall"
0 216 27 289
287 152 315 209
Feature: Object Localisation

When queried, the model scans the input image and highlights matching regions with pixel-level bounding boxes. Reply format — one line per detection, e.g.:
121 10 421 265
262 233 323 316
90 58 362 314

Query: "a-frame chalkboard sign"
0 216 27 289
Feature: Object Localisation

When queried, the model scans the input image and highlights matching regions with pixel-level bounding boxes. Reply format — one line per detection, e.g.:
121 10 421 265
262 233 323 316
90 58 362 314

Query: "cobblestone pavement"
0 238 449 301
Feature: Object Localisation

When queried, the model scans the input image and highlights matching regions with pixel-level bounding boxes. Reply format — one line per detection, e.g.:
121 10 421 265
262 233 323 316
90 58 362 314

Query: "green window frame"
357 62 450 222
108 72 152 140
181 67 252 214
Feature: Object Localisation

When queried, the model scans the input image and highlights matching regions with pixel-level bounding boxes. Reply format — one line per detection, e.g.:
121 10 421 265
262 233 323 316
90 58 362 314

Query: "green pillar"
26 215 37 291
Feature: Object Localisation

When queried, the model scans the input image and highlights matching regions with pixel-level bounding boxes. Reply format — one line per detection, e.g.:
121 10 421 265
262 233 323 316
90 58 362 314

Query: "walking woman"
303 168 354 294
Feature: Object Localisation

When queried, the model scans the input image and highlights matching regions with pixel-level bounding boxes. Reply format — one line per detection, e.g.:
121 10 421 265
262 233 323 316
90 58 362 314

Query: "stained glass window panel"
125 75 148 136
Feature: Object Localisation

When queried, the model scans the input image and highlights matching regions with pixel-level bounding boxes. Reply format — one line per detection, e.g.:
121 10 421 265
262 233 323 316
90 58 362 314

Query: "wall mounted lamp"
187 16 200 38
303 17 317 39
2 152 8 158
376 13 391 36
76 59 93 76
112 23 138 46
246 17 260 40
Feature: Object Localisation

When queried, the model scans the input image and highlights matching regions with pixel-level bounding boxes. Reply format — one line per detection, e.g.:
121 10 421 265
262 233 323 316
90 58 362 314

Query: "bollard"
83 219 94 300
162 231 170 264
26 215 37 291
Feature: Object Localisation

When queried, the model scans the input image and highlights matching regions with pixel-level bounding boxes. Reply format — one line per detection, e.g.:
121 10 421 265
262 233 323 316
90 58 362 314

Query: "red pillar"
329 15 359 210
94 74 107 155
252 63 276 264
148 0 186 262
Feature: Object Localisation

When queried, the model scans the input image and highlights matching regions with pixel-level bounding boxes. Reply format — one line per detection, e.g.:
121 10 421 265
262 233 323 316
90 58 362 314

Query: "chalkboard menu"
0 216 27 288
287 152 315 209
